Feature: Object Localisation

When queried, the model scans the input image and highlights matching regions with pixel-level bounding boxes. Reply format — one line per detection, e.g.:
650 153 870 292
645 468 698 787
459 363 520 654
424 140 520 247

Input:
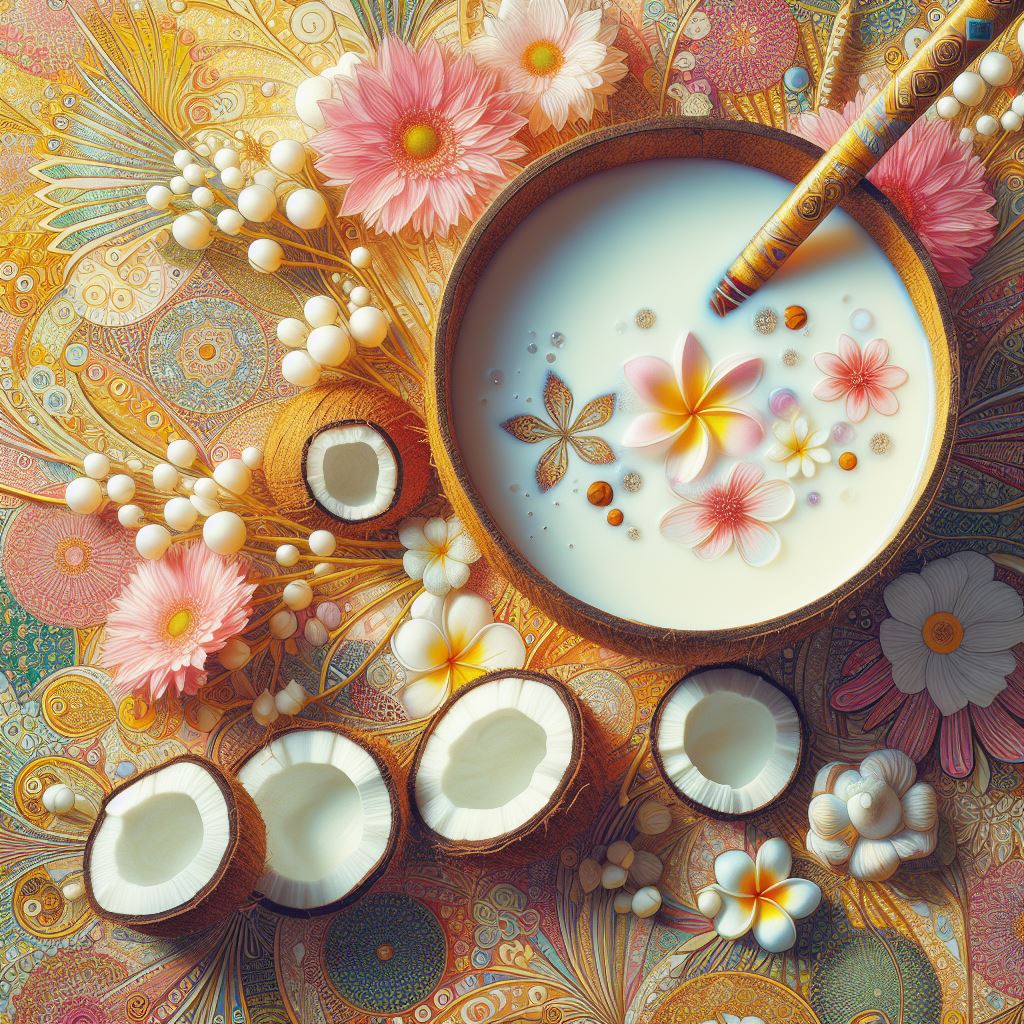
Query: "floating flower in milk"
813 335 907 423
400 515 482 596
623 331 764 485
660 463 795 567
767 415 831 478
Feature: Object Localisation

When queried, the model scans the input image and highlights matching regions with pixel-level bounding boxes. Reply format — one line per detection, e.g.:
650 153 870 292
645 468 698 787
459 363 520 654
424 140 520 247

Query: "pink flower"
794 90 997 287
813 334 907 423
623 331 764 485
313 37 527 237
660 462 794 566
101 541 255 702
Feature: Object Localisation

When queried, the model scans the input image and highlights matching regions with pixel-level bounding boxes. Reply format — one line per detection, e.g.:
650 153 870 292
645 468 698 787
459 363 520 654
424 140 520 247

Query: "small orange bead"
607 508 624 526
838 451 858 471
587 481 613 507
784 305 808 330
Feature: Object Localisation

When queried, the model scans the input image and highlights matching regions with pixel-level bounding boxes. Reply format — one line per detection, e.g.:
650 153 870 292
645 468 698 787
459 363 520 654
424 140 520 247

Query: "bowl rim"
429 117 959 663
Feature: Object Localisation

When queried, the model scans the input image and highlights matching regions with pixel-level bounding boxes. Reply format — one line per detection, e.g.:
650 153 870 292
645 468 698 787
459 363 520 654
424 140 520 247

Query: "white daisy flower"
766 415 831 478
400 516 481 596
469 0 628 136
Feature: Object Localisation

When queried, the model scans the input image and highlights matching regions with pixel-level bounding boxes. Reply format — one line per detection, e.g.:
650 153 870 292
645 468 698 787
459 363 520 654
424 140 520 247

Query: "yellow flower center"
522 40 564 76
167 609 193 638
921 611 963 654
402 123 440 159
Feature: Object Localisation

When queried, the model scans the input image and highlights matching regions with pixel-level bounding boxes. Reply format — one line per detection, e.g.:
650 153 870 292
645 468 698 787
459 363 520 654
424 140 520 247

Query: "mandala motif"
696 0 798 94
10 949 129 1024
970 859 1024 997
146 295 268 413
651 971 820 1023
2 503 138 628
322 893 447 1012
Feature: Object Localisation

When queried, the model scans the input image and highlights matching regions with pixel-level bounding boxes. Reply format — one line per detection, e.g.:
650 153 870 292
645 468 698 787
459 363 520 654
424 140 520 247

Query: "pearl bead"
65 477 103 514
283 579 313 610
237 183 277 222
349 285 370 306
979 51 1014 87
191 186 214 208
935 95 960 119
203 510 247 555
146 184 172 210
164 496 198 531
308 529 336 556
276 543 300 566
213 458 252 494
136 523 172 559
173 149 192 169
193 477 218 499
183 162 206 186
43 783 76 814
169 175 190 195
83 452 110 479
269 610 298 639
351 245 371 269
281 350 322 387
304 294 340 327
1002 110 1023 131
253 169 277 189
307 324 351 367
313 562 331 576
976 114 999 136
241 446 263 470
213 146 238 170
959 127 976 144
216 208 244 235
219 637 251 669
117 504 145 527
172 212 213 250
276 317 308 348
295 75 332 129
952 71 986 107
1013 95 1024 117
270 139 307 175
106 474 136 504
167 438 198 468
220 166 244 190
349 305 389 347
190 493 220 517
285 188 328 229
248 238 284 273
153 463 179 490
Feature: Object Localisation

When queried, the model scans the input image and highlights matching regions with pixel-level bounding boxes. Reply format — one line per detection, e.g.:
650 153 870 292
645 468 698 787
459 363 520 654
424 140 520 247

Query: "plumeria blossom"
767 415 830 478
314 37 527 236
697 838 821 953
660 463 794 567
832 551 1024 777
101 541 255 701
391 590 527 717
399 515 481 596
468 0 628 135
623 331 764 485
813 335 907 423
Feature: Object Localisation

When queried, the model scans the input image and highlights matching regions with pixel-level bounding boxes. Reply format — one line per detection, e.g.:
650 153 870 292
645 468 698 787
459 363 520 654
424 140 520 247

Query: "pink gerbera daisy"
314 37 527 237
101 541 255 701
812 334 907 423
794 90 997 287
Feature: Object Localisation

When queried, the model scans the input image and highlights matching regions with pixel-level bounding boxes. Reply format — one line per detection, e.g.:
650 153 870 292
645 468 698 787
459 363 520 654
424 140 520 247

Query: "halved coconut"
83 755 266 937
652 666 803 818
410 671 607 861
236 725 402 917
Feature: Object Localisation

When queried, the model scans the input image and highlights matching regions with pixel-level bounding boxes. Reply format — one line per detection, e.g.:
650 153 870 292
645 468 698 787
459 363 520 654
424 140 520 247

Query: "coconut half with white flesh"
236 726 402 917
652 666 803 818
410 671 607 860
84 755 266 937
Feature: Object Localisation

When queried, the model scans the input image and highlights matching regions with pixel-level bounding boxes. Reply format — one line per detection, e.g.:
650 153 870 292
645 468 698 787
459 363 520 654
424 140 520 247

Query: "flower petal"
391 618 449 673
751 899 797 953
423 517 449 548
666 418 711 485
812 376 849 402
845 386 870 423
971 701 1024 762
701 408 764 455
806 830 853 868
848 838 900 881
883 571 935 625
862 336 890 371
624 355 685 413
402 549 431 581
660 501 717 548
676 331 711 411
693 524 734 561
886 690 940 762
939 707 974 777
744 480 795 523
398 517 428 551
713 849 756 895
761 877 821 921
733 519 782 567
622 411 687 448
457 621 527 673
755 838 792 891
421 556 454 596
443 591 495 653
707 888 756 940
867 384 900 416
701 353 764 407
399 668 452 718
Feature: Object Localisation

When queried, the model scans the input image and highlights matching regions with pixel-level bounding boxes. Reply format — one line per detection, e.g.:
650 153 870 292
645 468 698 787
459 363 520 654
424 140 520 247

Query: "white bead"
169 175 190 195
146 185 172 210
136 523 172 559
167 439 198 468
349 305 389 347
269 609 298 639
219 636 251 669
193 477 218 499
203 510 247 555
276 317 308 348
126 458 144 471
308 529 336 556
253 169 277 189
152 463 179 491
43 783 76 814
172 212 213 250
979 51 1014 87
270 139 307 175
61 881 84 902
117 504 145 527
304 294 340 327
106 474 136 504
190 493 220 517
237 183 277 222
935 95 960 119
952 71 986 107
349 285 370 307
976 114 999 136
248 238 284 273
1013 94 1024 117
959 127 976 144
631 886 662 919
191 186 214 208
216 208 244 235
295 75 333 129
214 147 238 170
285 188 328 229
220 166 244 190
1002 110 1023 131
351 245 371 269
275 687 303 715
196 143 211 157
697 888 722 919
173 149 192 169
307 324 351 366
164 496 198 531
241 446 263 470
276 543 300 566
283 579 313 610
65 477 103 514
83 452 110 479
1019 20 1024 53
252 690 279 725
313 562 332 576
213 458 252 494
281 350 322 387
183 162 206 186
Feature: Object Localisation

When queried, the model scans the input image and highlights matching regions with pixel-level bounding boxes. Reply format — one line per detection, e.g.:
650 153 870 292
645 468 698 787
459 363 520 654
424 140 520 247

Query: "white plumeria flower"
766 415 830 478
697 838 821 953
879 550 1024 716
391 590 526 718
399 516 481 596
468 0 628 136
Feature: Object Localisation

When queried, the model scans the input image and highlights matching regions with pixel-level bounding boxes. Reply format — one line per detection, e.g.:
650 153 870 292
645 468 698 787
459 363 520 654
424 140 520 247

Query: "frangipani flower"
391 590 526 717
660 463 794 567
623 331 764 485
400 515 481 596
813 335 907 423
767 415 830 478
697 838 821 953
468 0 628 135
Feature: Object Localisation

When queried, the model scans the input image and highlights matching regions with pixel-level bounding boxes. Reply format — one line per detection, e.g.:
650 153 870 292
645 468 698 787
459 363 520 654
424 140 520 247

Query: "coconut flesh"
655 666 801 816
414 673 575 844
304 421 398 523
86 760 233 921
237 728 395 914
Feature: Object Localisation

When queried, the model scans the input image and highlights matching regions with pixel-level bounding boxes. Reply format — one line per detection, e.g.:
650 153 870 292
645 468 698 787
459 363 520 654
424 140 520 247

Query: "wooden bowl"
429 119 957 664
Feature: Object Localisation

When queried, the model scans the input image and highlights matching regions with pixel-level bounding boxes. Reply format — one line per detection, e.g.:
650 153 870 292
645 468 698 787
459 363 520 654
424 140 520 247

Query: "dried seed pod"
631 886 662 918
578 857 602 893
606 840 634 869
613 890 634 914
601 863 627 889
636 799 671 835
629 850 664 887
